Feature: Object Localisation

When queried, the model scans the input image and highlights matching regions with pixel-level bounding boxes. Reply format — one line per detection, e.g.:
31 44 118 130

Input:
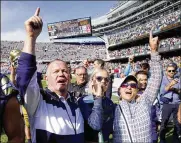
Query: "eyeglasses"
76 73 87 77
121 83 138 89
95 76 110 82
168 70 175 73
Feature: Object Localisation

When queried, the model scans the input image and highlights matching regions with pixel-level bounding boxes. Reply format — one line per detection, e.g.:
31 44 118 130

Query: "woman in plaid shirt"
88 29 162 143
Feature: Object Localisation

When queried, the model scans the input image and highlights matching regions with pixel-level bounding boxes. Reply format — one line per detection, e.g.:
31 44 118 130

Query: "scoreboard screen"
47 17 92 39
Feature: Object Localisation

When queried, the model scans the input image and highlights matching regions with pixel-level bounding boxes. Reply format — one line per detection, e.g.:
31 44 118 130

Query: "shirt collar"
46 88 70 101
59 93 70 101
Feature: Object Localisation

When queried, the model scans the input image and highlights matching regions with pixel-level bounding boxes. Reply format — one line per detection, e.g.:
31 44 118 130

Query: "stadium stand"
91 0 181 74
108 37 181 59
1 0 181 75
1 42 107 73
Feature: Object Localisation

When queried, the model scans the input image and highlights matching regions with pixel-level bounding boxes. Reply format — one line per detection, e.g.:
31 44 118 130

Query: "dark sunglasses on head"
95 76 110 82
168 70 175 73
121 83 138 89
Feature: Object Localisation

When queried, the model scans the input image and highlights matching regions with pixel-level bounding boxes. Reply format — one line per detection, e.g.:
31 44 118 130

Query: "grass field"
0 78 175 143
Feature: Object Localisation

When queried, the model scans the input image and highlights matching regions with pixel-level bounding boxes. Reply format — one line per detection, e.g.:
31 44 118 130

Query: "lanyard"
119 105 133 143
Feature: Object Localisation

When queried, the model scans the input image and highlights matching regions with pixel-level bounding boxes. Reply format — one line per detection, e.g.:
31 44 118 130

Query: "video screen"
47 17 92 39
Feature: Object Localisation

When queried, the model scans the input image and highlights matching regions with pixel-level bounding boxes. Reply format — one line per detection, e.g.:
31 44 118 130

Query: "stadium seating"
106 10 180 46
108 37 181 58
1 41 107 73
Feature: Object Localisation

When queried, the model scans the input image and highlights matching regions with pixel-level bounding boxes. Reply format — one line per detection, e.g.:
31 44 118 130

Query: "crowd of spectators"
105 55 181 75
107 9 181 46
1 37 180 74
1 41 107 73
108 37 181 58
1 6 181 143
1 41 106 62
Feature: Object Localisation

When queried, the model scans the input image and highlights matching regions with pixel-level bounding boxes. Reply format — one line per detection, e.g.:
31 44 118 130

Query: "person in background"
68 66 88 99
123 55 137 76
9 49 32 143
9 49 21 86
83 59 90 69
0 72 25 143
135 70 159 143
140 60 150 74
79 68 114 143
83 59 94 76
159 62 181 143
93 59 105 69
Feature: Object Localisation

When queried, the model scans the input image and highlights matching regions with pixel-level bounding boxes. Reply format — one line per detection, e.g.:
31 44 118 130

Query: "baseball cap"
114 75 138 89
166 62 178 70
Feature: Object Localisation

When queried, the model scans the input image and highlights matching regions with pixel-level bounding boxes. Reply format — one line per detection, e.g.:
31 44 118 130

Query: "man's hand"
24 7 43 40
170 79 178 87
165 79 178 91
92 82 104 98
149 27 159 53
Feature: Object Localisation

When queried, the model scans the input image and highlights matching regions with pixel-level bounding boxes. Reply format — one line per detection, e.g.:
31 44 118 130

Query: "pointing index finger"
149 27 154 40
34 7 40 16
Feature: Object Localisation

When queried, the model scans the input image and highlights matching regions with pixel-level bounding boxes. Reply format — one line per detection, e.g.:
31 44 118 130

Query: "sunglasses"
95 76 110 82
121 83 138 89
168 70 175 73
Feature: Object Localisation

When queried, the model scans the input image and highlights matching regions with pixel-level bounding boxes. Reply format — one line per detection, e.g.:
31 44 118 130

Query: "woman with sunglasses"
78 68 115 143
87 28 162 143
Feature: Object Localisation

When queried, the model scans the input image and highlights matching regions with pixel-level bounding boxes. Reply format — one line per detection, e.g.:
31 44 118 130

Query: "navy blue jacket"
16 52 101 143
78 95 115 142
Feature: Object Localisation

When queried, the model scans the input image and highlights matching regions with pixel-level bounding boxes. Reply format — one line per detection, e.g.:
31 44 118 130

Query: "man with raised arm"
88 29 162 143
16 8 100 143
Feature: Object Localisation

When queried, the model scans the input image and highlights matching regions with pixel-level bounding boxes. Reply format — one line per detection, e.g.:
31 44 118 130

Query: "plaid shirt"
88 53 162 143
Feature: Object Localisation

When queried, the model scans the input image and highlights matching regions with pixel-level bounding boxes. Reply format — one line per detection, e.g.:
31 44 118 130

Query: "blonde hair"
87 68 108 94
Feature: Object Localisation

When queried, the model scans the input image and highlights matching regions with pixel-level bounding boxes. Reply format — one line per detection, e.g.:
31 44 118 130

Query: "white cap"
113 75 138 89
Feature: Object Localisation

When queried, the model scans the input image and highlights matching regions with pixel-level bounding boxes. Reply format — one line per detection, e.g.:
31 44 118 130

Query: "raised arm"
124 63 131 76
85 81 105 130
88 95 104 130
23 7 42 55
141 28 162 104
16 8 43 116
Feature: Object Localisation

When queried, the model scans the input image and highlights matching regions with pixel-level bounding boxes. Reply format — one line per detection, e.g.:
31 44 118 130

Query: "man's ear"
45 75 48 81
117 87 120 96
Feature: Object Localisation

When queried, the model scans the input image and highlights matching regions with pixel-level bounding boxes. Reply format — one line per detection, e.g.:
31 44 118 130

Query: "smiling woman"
117 75 138 102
